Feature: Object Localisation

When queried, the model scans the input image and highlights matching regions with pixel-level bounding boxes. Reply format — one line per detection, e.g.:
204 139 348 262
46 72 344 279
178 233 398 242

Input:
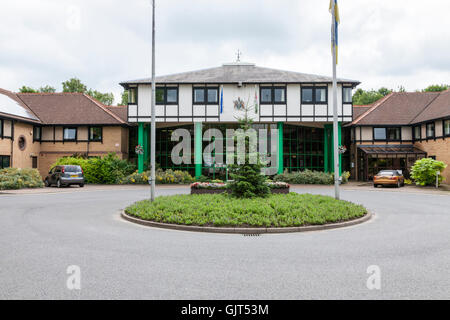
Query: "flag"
220 86 224 114
329 0 340 64
254 85 259 114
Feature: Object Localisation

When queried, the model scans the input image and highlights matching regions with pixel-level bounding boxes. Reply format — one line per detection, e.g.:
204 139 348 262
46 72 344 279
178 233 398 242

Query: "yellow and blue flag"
329 0 340 64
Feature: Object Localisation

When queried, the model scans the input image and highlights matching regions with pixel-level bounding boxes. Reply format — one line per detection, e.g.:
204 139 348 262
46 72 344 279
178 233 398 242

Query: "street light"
150 0 156 201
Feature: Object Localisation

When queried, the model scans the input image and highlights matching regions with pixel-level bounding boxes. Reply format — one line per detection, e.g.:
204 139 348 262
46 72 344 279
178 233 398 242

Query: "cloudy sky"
1 0 449 104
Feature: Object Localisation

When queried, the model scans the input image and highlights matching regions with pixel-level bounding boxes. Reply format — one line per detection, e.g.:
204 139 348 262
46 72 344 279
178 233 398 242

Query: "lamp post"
150 0 156 201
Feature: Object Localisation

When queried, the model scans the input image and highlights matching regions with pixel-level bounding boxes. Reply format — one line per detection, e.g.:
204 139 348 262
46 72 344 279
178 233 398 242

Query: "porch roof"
358 145 427 155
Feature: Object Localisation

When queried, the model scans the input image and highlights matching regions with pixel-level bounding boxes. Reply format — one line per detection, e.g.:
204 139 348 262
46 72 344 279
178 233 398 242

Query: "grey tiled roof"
121 63 360 86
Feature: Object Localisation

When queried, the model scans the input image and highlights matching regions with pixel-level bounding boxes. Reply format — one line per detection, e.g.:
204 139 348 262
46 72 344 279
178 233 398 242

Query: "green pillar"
277 122 284 174
194 122 202 178
143 124 149 170
138 123 144 173
324 123 342 175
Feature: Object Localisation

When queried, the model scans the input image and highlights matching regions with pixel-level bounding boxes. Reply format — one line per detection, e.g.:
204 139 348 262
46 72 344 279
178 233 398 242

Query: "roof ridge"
351 93 395 125
83 93 126 124
409 91 443 124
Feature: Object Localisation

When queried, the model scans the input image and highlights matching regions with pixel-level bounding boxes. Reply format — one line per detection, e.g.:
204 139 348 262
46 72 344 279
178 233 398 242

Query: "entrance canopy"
358 145 427 157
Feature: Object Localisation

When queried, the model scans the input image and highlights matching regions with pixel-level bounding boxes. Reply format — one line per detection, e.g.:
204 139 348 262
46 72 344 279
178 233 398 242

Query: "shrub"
228 160 270 198
52 153 136 184
273 170 350 185
410 158 447 186
0 168 44 190
125 193 367 227
122 169 194 185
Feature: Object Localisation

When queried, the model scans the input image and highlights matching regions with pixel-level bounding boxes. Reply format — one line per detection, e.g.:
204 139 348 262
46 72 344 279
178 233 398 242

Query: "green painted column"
277 122 284 174
324 123 342 175
338 122 342 176
324 125 330 173
194 122 203 178
138 123 144 173
143 124 149 170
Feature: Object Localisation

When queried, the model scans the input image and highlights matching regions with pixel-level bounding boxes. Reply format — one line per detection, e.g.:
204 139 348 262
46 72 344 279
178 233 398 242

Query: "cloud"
0 0 449 103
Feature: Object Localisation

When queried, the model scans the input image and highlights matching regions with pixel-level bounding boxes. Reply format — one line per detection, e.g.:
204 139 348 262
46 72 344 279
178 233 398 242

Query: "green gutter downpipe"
194 122 202 178
138 123 144 173
277 122 284 174
143 124 149 171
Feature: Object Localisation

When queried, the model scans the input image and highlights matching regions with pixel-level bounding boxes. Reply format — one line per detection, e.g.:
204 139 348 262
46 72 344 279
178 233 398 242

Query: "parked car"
373 170 404 188
44 165 85 188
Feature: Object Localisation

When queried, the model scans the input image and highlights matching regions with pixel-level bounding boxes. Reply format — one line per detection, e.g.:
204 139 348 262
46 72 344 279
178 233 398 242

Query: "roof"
353 105 371 119
15 92 127 126
350 92 443 126
358 145 427 155
0 88 41 123
106 106 128 123
121 63 360 86
412 89 450 123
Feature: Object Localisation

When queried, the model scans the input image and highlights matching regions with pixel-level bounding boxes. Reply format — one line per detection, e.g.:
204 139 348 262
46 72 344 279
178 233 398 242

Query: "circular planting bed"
123 193 370 234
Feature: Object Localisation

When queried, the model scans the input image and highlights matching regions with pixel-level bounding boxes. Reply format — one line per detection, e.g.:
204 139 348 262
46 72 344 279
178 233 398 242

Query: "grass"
125 193 367 228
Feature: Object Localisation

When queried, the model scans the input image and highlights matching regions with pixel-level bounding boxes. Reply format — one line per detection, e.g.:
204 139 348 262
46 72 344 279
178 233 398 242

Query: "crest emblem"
233 98 245 110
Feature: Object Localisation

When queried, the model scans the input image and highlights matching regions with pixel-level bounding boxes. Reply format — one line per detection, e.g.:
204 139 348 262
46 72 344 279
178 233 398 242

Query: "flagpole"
150 0 156 201
331 0 340 200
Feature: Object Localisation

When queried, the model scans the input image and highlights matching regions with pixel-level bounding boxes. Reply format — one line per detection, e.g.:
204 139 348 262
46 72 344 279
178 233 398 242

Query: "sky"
1 0 449 104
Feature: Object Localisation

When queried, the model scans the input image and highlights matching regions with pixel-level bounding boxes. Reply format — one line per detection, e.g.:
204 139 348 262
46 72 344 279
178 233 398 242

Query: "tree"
422 84 449 92
18 86 38 93
353 88 392 105
120 91 129 106
62 78 87 93
39 85 56 93
87 89 114 106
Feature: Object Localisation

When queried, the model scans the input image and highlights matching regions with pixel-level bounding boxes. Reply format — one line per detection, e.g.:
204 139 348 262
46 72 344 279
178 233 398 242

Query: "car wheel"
397 181 401 188
79 183 84 188
57 179 62 188
44 179 50 187
374 184 378 188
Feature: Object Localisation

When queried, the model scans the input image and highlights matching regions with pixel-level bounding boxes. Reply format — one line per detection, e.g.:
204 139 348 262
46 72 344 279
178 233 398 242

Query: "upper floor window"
0 119 3 138
301 87 328 104
413 125 421 140
33 126 41 142
156 87 178 105
260 87 286 104
426 122 435 138
193 87 219 104
63 127 77 141
128 87 137 104
89 127 102 142
444 120 450 137
373 127 401 141
343 87 353 103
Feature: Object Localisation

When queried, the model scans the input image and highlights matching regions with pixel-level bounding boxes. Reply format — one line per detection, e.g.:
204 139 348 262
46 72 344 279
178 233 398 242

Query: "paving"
0 184 449 299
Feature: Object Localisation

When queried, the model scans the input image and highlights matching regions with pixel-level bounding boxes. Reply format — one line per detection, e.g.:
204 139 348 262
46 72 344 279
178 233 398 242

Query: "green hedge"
411 158 447 186
273 170 350 185
125 193 367 227
51 153 136 184
121 169 194 185
0 168 44 190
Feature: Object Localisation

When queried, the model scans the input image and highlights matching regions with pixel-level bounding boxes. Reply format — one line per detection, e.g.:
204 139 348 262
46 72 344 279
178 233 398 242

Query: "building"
348 90 450 182
0 88 130 177
120 62 360 178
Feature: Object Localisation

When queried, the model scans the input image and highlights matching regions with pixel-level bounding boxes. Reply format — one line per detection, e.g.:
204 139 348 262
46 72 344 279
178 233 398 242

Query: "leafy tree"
19 86 38 93
410 158 447 186
62 78 87 93
39 85 56 93
120 91 129 106
87 89 114 106
422 84 449 92
353 88 387 105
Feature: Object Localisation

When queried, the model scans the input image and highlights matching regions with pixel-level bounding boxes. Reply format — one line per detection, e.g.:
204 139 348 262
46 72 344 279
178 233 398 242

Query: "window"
89 127 102 142
18 136 26 150
301 88 313 104
0 119 3 138
426 122 435 138
260 87 286 104
373 127 401 141
0 155 10 169
444 120 450 137
301 87 328 104
193 87 219 104
315 88 327 104
413 125 421 140
128 87 137 104
260 88 272 104
33 126 41 141
156 87 178 105
373 128 387 140
343 87 353 103
32 156 38 169
63 128 77 141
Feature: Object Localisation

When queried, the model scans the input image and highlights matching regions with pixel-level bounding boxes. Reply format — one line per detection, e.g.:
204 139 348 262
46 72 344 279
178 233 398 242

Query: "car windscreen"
378 171 394 176
64 166 82 172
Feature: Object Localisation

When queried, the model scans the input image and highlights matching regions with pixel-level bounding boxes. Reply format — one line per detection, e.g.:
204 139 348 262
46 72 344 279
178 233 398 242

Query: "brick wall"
415 138 450 183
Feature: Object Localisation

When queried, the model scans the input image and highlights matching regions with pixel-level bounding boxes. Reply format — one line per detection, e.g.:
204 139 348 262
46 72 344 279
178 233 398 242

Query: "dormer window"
128 87 137 104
